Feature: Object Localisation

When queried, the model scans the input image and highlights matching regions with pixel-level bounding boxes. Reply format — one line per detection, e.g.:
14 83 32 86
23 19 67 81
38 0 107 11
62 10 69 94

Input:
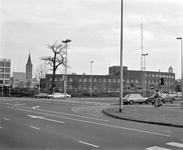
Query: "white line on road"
33 106 39 109
78 141 99 148
166 142 183 147
14 103 25 106
146 146 171 150
3 118 9 121
28 115 64 124
8 106 170 137
30 126 40 130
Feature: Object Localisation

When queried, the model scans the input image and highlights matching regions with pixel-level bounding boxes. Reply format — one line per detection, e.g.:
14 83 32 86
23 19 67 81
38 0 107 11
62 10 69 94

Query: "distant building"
0 58 11 87
26 54 33 81
41 66 176 94
12 72 26 88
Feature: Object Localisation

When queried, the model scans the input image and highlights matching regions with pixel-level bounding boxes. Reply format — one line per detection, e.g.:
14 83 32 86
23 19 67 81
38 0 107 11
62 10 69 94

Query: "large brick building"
41 66 176 94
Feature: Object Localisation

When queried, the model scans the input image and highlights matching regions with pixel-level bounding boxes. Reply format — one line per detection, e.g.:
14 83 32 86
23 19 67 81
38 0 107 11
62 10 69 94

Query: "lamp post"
90 61 93 97
119 0 123 113
142 53 148 97
176 37 183 99
62 39 72 97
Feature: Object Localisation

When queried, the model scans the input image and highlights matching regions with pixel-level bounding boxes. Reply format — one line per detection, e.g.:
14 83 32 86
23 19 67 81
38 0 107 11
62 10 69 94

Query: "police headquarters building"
41 66 175 94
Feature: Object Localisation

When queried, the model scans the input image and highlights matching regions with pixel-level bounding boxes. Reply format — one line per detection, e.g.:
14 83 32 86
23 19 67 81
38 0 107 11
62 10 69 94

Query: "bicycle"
152 97 165 108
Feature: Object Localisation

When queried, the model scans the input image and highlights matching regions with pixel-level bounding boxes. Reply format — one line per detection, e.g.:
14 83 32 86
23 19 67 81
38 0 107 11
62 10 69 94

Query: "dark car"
35 93 49 99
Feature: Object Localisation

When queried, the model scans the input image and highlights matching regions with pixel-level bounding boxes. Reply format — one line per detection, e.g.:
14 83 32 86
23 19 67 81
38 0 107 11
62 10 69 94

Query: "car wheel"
129 100 134 105
145 100 149 104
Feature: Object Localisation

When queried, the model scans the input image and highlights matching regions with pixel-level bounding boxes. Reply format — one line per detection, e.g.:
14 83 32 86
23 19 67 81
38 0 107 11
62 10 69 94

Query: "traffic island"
103 105 183 128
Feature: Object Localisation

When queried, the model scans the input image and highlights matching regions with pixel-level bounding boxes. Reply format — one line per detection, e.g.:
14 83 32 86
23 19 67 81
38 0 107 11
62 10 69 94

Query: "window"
0 68 4 72
55 78 58 81
5 80 10 84
49 78 52 81
94 78 97 82
152 74 155 77
5 62 10 67
117 79 120 83
135 79 139 83
69 78 73 82
0 74 4 78
98 78 102 82
113 79 116 83
69 85 72 89
126 79 130 83
131 80 134 83
148 74 151 77
84 78 87 82
59 78 63 81
108 79 111 82
5 74 10 78
103 79 107 82
0 62 4 66
79 78 82 82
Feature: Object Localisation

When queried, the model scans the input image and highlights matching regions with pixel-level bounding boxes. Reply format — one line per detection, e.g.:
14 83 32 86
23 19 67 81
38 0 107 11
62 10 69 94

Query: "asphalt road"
0 97 183 150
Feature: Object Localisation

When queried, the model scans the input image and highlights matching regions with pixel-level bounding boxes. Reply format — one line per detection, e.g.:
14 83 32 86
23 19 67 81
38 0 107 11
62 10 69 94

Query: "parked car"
148 93 174 104
48 93 65 99
35 93 49 99
61 93 71 98
123 94 148 105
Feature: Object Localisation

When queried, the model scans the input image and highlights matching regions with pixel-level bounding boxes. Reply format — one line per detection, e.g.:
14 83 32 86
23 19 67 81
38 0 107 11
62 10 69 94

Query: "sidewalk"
103 104 183 128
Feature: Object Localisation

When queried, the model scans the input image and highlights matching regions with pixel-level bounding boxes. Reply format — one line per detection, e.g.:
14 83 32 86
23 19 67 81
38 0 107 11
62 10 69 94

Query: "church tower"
26 54 33 80
168 66 173 73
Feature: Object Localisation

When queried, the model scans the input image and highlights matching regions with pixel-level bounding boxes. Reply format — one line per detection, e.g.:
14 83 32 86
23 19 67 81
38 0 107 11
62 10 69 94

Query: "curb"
103 108 183 128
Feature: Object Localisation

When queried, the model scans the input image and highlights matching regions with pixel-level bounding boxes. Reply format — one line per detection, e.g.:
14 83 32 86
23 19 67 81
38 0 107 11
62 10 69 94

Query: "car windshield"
124 94 130 99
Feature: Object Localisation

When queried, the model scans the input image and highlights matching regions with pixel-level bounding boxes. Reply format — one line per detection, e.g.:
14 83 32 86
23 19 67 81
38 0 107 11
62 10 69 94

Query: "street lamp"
90 61 93 97
176 37 183 99
142 53 148 97
119 0 123 113
62 39 72 97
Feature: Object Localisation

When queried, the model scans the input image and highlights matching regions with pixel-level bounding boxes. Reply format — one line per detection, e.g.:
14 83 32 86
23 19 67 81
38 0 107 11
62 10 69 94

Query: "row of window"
0 68 10 73
49 77 174 85
0 62 11 67
0 74 10 78
0 80 10 84
144 73 174 79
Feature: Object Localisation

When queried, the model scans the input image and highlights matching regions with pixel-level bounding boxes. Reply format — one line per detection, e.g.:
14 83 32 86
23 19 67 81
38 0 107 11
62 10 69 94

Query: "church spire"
27 54 32 65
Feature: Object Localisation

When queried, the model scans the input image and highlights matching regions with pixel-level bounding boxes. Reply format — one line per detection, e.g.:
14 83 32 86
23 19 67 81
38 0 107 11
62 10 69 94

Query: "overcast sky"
0 0 183 79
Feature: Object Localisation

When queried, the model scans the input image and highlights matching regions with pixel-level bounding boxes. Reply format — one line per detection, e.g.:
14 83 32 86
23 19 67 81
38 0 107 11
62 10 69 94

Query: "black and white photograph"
0 0 183 149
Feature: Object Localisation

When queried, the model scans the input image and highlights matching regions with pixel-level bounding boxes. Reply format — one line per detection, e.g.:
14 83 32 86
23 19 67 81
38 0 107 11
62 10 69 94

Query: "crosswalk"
146 140 183 150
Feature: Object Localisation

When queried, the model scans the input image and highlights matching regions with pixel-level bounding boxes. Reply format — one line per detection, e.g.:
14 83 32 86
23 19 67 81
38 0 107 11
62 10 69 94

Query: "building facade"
0 58 11 87
41 66 176 94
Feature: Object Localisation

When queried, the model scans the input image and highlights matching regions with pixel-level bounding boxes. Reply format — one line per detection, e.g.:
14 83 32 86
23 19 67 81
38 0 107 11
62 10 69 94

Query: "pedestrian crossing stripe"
166 142 183 147
146 146 171 150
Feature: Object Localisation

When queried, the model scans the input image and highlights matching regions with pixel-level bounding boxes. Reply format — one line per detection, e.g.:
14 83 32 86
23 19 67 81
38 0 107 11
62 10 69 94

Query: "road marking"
78 141 99 148
8 106 170 137
28 115 64 124
3 118 9 121
30 126 40 130
14 103 25 106
33 106 39 109
166 142 183 147
146 146 171 150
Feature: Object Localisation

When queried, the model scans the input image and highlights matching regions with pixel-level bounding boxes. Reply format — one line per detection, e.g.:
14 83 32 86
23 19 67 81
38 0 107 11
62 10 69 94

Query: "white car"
123 94 148 105
61 93 71 98
49 93 65 99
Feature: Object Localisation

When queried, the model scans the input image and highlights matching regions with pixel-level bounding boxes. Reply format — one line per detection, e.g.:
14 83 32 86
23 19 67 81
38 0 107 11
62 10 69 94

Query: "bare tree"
41 41 66 93
34 63 50 79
